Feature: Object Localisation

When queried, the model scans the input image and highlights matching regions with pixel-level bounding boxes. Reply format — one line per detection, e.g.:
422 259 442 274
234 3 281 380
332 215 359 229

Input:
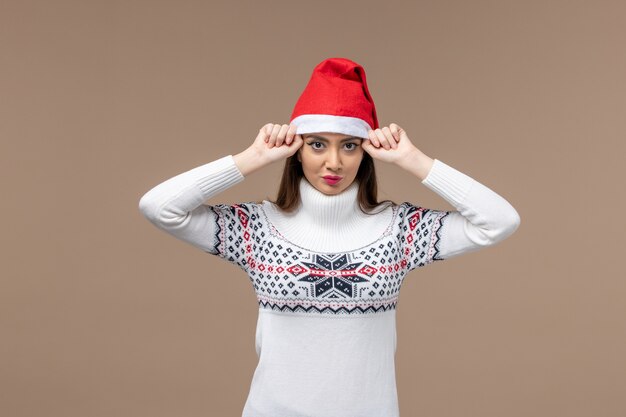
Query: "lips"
322 175 343 185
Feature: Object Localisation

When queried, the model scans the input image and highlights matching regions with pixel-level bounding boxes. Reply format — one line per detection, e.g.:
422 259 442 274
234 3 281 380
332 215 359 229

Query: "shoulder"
394 201 421 220
394 201 450 228
211 201 262 211
209 201 264 224
395 201 445 215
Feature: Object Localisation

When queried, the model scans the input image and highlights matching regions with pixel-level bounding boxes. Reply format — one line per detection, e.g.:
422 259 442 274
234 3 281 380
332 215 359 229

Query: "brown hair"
266 151 397 215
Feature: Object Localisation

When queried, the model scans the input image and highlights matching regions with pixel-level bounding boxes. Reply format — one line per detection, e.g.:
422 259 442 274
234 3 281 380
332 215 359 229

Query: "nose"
325 148 341 171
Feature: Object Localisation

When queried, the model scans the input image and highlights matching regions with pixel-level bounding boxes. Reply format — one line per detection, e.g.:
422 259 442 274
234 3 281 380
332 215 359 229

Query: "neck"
261 177 394 252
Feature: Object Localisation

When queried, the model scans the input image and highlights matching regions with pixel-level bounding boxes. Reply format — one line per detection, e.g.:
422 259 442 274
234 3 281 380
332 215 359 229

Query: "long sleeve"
400 158 521 270
138 155 250 265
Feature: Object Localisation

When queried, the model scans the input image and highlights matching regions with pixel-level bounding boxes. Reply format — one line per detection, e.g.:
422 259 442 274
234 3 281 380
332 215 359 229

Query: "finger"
292 134 304 147
286 123 297 144
276 124 290 147
382 127 397 149
368 129 380 148
291 132 304 147
266 123 276 143
374 129 390 150
268 123 281 148
361 139 376 156
389 123 400 142
261 123 272 142
290 135 304 152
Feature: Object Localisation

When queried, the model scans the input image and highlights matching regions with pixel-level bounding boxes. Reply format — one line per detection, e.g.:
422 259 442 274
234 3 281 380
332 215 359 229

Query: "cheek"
299 151 321 166
299 156 315 172
350 153 364 166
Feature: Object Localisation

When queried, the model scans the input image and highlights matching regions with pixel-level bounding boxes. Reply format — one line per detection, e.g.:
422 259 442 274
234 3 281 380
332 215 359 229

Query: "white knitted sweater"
139 155 520 417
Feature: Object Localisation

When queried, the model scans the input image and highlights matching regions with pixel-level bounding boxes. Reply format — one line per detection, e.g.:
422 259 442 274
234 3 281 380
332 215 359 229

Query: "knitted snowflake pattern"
207 202 448 315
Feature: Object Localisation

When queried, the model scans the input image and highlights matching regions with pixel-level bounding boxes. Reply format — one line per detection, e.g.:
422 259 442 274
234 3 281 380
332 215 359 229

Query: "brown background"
2 0 625 416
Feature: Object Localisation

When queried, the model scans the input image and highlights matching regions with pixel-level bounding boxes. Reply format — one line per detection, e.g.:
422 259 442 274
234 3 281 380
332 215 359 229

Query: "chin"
321 184 346 195
308 176 353 194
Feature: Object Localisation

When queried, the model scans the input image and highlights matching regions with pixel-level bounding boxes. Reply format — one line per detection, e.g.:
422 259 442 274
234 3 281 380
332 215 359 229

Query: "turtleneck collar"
297 177 366 230
261 177 394 253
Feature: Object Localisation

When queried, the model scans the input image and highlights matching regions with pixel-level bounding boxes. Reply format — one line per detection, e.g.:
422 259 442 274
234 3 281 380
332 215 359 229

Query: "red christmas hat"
290 57 379 140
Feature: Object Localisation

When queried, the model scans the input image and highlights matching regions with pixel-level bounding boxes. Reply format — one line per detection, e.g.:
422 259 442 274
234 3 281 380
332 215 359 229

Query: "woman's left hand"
362 123 420 165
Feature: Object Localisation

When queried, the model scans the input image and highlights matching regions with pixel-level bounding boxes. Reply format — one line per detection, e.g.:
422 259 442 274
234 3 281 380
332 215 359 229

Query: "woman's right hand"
233 123 304 177
251 123 303 164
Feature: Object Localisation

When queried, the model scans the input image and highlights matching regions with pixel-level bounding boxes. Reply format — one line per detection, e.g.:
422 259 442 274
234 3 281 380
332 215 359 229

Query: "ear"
297 147 302 162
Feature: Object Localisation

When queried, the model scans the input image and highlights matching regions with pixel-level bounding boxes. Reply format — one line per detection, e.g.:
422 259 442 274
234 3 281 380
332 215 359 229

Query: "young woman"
139 58 520 417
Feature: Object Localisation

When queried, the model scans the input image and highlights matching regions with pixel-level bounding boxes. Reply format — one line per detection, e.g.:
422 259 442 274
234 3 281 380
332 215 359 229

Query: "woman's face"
297 132 365 196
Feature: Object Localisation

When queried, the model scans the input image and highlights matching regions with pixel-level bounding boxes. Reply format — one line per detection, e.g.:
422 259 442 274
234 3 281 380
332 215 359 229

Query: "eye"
308 141 324 150
345 142 359 150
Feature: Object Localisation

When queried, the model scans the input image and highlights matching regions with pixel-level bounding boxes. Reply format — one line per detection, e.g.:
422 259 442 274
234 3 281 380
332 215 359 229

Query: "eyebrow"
304 135 362 142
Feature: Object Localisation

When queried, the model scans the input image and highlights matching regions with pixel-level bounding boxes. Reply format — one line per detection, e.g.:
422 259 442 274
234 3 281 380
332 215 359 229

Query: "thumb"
361 139 375 155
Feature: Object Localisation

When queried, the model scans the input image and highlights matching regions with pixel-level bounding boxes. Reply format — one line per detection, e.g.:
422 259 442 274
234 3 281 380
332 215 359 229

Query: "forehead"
303 133 362 141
